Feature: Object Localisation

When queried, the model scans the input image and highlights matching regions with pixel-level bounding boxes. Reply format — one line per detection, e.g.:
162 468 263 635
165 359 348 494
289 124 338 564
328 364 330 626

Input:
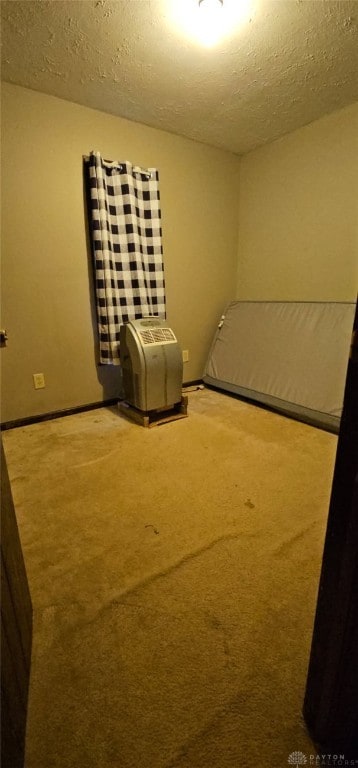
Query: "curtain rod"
82 155 153 178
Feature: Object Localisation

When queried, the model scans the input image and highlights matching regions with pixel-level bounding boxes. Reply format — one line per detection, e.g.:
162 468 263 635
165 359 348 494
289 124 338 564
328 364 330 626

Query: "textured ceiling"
1 0 358 155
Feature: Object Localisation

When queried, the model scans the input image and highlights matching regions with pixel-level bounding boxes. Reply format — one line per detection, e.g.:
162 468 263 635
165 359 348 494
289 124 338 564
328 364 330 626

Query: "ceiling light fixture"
197 0 224 45
199 0 224 8
169 0 253 49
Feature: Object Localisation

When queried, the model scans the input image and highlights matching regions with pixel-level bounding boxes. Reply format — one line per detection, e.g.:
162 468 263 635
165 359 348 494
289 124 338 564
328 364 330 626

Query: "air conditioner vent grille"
139 328 177 345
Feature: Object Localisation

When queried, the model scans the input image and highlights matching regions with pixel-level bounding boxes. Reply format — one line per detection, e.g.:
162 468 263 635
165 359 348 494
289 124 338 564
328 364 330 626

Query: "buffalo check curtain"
86 151 166 364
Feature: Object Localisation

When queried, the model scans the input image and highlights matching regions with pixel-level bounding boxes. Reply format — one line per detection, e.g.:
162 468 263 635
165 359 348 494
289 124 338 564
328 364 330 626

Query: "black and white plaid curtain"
86 151 166 364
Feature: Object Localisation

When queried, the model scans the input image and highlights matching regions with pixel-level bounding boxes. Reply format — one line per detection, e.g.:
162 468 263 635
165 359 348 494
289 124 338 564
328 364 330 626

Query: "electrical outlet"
33 373 45 389
182 350 189 363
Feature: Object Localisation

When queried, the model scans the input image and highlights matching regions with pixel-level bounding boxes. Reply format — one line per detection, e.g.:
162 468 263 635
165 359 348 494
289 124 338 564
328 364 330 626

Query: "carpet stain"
245 499 255 509
205 612 222 631
145 524 160 535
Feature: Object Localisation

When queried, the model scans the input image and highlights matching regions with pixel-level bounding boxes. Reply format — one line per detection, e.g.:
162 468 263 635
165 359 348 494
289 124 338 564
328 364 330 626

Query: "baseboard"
0 399 119 431
0 383 204 431
182 379 204 388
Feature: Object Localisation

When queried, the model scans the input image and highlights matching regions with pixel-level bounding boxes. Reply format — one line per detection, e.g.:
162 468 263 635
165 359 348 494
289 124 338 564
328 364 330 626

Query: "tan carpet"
3 388 337 768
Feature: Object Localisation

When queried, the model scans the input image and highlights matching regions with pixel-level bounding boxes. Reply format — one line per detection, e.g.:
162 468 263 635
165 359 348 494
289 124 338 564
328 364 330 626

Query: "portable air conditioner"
120 318 183 412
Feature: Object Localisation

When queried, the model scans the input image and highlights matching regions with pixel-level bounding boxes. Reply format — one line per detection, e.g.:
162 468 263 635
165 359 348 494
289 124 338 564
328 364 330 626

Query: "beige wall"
1 83 240 422
2 85 357 424
236 102 358 301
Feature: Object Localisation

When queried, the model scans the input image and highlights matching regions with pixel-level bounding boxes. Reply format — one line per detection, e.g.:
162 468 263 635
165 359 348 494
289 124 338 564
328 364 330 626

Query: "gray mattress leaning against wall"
203 301 355 432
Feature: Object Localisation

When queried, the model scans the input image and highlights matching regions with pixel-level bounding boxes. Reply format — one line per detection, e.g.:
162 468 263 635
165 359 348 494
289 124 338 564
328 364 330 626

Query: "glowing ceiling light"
168 0 253 48
198 0 224 46
199 0 224 10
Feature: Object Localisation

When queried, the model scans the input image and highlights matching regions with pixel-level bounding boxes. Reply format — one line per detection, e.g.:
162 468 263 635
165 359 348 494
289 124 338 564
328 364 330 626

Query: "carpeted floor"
3 388 337 768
